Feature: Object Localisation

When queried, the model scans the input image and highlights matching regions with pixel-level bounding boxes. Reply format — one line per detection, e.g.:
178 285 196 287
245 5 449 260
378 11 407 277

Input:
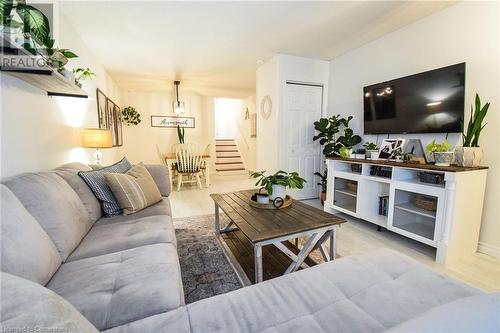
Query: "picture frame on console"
378 139 406 160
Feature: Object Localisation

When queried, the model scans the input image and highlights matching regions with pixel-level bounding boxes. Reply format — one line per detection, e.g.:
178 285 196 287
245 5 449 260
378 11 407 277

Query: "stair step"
215 146 239 152
216 168 246 172
216 162 244 165
215 143 237 147
216 157 242 164
216 151 241 157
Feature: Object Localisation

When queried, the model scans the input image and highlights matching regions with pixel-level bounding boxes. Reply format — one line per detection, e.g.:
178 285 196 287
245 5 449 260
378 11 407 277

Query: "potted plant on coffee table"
426 140 453 167
314 170 327 206
363 142 379 160
456 93 490 167
250 170 307 200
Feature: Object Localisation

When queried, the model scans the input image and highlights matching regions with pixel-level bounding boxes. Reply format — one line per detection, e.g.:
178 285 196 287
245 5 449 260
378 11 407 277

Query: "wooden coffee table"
210 190 347 283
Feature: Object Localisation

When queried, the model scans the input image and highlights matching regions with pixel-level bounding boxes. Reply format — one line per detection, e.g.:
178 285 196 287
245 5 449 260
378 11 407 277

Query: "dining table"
164 153 211 188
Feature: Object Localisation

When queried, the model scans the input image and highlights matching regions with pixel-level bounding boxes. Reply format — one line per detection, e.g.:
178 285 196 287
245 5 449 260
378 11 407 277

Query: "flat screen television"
363 63 465 134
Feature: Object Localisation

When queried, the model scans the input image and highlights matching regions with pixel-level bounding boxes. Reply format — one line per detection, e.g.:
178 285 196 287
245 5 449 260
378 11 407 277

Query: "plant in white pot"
250 170 307 201
457 93 490 167
363 142 379 160
425 140 453 167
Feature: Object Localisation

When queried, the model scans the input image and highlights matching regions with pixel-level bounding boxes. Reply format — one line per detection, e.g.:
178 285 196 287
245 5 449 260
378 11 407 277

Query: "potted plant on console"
363 142 379 160
250 171 306 200
426 140 453 167
456 93 490 167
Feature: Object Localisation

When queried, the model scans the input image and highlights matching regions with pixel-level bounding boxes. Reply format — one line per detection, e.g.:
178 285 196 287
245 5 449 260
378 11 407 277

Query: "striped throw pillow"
78 157 132 216
104 163 162 215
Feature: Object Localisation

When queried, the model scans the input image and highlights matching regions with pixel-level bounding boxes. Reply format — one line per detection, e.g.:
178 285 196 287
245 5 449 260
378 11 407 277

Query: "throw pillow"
78 157 132 216
105 163 162 215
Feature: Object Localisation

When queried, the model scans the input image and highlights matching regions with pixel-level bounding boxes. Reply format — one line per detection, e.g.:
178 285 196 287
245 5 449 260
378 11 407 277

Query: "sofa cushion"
53 162 103 222
67 214 177 261
47 244 184 331
144 164 171 197
386 293 500 332
105 163 162 215
104 308 191 333
97 198 172 224
3 172 92 262
0 185 61 285
78 157 132 216
182 249 478 333
0 273 99 333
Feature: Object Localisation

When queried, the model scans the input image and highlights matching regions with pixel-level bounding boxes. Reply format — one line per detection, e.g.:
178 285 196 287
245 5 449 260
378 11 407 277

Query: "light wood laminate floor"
170 175 498 291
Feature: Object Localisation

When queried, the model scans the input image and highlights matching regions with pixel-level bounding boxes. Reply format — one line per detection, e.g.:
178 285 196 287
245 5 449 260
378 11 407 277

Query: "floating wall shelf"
0 66 88 98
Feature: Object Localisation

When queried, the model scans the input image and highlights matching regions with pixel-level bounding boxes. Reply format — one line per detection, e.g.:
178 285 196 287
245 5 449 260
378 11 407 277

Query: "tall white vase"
456 147 483 167
270 184 286 201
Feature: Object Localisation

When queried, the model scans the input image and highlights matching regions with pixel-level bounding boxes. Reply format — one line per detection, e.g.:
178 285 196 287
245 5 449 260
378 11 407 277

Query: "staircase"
215 139 246 174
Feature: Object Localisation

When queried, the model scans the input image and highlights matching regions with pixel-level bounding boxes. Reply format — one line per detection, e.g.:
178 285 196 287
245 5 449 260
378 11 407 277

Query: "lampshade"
81 128 113 148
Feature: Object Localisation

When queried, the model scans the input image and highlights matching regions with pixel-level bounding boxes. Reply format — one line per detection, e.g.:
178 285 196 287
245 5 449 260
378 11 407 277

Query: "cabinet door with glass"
388 184 445 247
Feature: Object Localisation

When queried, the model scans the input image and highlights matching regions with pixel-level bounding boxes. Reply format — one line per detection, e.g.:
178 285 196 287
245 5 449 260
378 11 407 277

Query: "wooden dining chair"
175 143 203 191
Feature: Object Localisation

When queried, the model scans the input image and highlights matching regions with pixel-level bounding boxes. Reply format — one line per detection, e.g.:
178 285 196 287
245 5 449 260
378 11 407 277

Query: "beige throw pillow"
105 163 162 215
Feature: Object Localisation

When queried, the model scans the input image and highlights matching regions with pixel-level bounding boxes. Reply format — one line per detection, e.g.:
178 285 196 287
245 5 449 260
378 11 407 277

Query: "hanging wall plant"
122 106 141 126
73 67 96 87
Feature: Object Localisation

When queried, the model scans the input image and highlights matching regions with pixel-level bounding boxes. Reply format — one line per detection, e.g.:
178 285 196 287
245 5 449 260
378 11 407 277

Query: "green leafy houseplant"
456 93 490 167
73 67 95 87
461 93 490 147
250 170 306 196
177 125 185 144
314 169 327 205
313 115 361 157
363 142 378 150
426 140 453 167
425 140 450 153
122 106 141 126
1 0 80 71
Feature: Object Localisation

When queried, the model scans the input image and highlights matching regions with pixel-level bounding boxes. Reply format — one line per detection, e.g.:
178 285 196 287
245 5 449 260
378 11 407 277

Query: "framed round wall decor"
260 95 272 120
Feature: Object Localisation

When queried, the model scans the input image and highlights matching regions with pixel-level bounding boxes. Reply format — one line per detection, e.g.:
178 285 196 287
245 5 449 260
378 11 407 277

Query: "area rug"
174 214 242 304
174 213 333 303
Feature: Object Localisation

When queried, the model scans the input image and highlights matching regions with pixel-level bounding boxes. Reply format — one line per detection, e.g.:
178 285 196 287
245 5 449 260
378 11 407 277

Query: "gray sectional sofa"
1 162 498 332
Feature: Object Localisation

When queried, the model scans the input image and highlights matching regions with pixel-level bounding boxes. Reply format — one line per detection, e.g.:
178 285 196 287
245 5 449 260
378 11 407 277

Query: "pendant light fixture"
173 80 186 115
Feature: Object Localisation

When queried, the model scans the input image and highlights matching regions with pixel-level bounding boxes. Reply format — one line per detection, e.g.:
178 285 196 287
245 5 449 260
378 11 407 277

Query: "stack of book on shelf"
379 196 389 216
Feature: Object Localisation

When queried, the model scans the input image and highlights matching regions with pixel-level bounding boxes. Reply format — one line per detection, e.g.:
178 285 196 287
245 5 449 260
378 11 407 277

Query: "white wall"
0 13 123 179
119 89 211 165
327 2 500 255
256 57 279 171
256 54 330 172
236 94 257 171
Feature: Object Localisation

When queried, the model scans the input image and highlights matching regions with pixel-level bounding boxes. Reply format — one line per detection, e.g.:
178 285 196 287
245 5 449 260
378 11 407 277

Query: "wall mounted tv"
363 63 465 134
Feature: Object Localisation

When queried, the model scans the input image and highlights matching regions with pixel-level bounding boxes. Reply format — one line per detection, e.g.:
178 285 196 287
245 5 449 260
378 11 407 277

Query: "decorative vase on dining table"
270 184 287 201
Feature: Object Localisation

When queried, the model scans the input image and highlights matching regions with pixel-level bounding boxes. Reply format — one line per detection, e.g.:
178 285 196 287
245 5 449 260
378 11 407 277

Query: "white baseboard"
477 242 500 259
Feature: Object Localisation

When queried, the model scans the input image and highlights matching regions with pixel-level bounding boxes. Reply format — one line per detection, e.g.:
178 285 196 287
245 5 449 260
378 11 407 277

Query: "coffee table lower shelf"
220 229 319 285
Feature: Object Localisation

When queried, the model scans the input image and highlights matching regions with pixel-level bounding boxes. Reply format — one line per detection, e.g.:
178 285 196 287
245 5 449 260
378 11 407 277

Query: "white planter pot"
433 152 454 167
456 147 483 167
270 184 286 201
366 150 379 160
256 194 269 204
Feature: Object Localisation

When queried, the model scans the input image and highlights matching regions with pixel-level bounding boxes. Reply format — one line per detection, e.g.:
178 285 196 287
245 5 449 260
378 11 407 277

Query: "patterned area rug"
174 214 242 304
174 213 333 303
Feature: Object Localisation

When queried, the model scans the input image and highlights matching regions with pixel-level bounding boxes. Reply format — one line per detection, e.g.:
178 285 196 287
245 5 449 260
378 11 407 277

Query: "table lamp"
81 128 113 165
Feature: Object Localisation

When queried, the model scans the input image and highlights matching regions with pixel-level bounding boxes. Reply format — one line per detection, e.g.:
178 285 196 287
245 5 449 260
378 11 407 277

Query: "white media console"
324 157 488 265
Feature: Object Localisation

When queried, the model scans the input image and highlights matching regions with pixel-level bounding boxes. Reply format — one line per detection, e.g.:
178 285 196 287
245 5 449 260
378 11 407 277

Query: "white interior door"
284 83 323 200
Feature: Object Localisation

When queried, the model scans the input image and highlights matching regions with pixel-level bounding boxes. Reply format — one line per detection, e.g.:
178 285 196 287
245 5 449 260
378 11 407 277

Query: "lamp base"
94 148 103 165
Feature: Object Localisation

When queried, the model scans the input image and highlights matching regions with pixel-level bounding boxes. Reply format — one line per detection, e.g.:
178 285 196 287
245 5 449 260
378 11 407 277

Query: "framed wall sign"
151 116 195 128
